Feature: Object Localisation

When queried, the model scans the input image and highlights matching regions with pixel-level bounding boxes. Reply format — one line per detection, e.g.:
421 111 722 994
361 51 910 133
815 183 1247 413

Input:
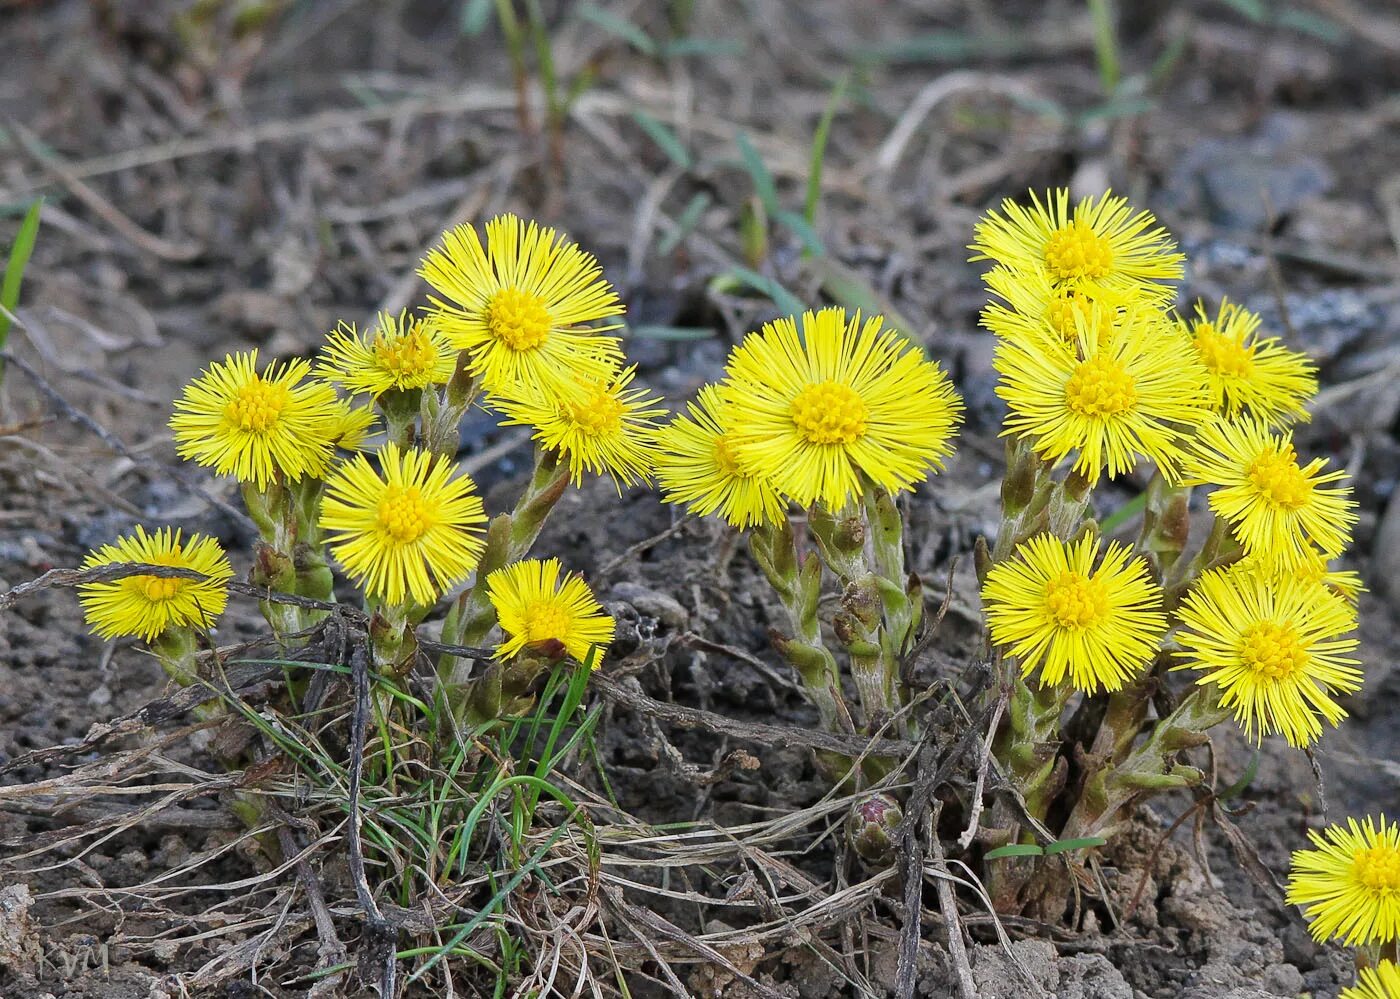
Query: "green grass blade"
1086 0 1120 95
736 132 778 214
630 109 692 169
658 191 710 255
804 73 848 228
0 197 43 377
984 843 1044 859
719 265 805 318
1043 836 1108 856
1098 491 1147 534
577 3 658 55
460 0 494 34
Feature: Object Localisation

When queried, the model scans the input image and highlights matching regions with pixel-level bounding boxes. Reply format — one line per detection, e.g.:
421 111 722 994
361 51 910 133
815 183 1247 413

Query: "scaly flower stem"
748 518 854 743
1136 470 1192 580
1062 684 1229 841
421 357 480 461
982 438 1055 582
997 667 1073 823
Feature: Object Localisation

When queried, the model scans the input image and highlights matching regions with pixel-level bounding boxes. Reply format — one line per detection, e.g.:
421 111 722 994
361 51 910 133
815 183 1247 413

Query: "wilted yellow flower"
171 350 343 489
1183 299 1317 423
319 443 487 606
493 365 665 491
487 557 614 664
970 189 1184 293
1181 416 1356 566
326 399 379 454
419 214 623 397
1288 815 1400 946
1173 568 1361 747
655 383 787 529
719 308 962 511
316 311 457 398
995 305 1209 482
1340 960 1400 999
981 533 1167 693
79 526 232 641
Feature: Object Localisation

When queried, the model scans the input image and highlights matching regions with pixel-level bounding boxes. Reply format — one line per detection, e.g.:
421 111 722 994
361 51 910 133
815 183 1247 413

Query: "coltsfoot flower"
970 189 1184 293
981 533 1167 693
494 365 666 491
419 214 624 397
981 264 1151 353
995 305 1209 482
1182 299 1317 424
487 557 615 664
316 311 457 398
1288 815 1400 946
319 443 487 606
171 350 343 489
1341 960 1400 999
79 526 233 641
655 383 787 529
719 308 963 511
1229 550 1364 606
1181 416 1357 566
1173 568 1361 747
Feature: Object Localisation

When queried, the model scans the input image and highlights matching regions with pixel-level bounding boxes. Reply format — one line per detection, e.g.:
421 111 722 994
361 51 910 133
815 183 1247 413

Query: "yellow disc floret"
1044 219 1115 281
790 380 869 445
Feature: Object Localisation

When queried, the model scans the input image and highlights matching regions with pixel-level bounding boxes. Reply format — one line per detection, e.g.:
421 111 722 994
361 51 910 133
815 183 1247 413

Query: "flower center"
485 287 552 351
565 382 624 436
1043 570 1110 629
377 485 432 543
790 380 869 445
1239 621 1309 679
1044 220 1114 281
1065 355 1137 416
141 576 184 601
224 378 290 433
374 324 438 378
1353 846 1400 893
522 598 572 644
713 434 747 478
1046 288 1100 343
1246 445 1312 510
1194 324 1255 380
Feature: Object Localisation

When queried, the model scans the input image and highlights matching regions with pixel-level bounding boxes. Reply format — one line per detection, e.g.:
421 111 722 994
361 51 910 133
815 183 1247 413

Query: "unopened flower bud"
846 793 904 866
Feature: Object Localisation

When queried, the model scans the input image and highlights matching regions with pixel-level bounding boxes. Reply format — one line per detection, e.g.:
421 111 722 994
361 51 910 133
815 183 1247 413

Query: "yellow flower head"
1173 568 1361 747
79 526 233 642
1183 299 1317 424
316 311 458 398
493 365 666 491
981 265 1154 352
981 533 1167 693
327 399 379 454
171 350 343 489
1341 960 1400 999
1288 816 1400 946
970 189 1184 293
419 214 624 397
319 443 487 606
487 557 615 664
718 308 963 511
1230 549 1364 606
1182 416 1356 566
995 304 1209 482
655 383 787 529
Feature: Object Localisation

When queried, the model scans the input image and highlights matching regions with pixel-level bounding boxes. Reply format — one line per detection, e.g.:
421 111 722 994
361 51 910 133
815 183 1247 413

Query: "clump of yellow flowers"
67 192 1375 969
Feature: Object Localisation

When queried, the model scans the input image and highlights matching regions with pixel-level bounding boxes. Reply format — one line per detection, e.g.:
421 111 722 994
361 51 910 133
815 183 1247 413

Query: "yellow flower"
419 214 624 397
1173 568 1361 747
327 399 379 454
319 443 487 606
1183 299 1317 423
981 533 1166 693
995 304 1209 482
719 308 963 510
487 557 614 664
970 189 1184 293
1181 416 1356 566
1230 550 1364 606
655 383 787 529
79 526 233 641
1288 816 1400 946
1341 960 1400 999
981 265 1154 352
493 365 665 491
171 350 343 489
316 311 458 398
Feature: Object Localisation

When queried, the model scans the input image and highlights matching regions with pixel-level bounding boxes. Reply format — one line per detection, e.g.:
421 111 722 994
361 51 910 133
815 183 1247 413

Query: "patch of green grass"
0 197 43 384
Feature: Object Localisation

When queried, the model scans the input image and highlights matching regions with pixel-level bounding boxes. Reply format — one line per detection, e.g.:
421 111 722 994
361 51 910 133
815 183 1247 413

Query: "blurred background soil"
1 1 1399 996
